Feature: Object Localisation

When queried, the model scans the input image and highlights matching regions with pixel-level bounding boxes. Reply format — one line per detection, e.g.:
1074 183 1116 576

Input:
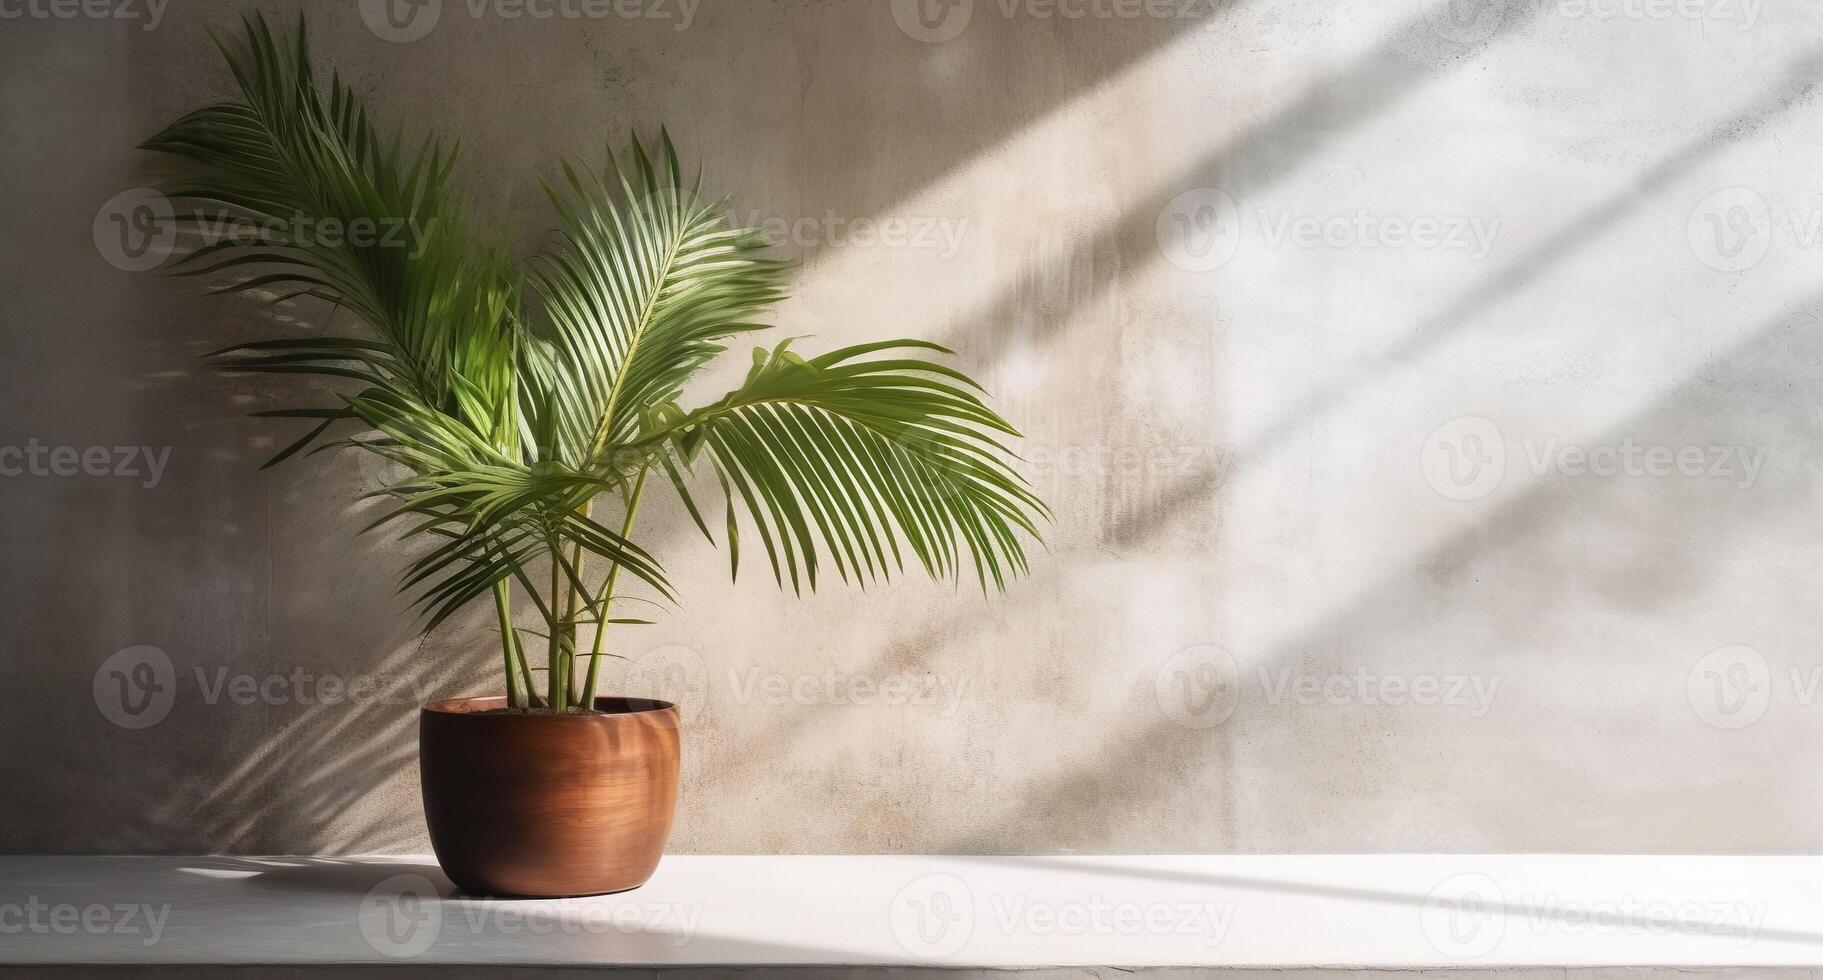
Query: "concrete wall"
2 0 1819 854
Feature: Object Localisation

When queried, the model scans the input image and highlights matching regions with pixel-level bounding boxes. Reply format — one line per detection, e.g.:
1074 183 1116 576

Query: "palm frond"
142 12 519 453
527 131 791 469
663 340 1049 593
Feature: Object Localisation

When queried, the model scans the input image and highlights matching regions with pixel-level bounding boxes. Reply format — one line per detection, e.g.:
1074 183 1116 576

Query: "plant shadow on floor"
187 856 453 897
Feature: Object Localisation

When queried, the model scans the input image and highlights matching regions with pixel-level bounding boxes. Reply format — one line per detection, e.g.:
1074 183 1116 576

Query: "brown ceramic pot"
419 696 680 897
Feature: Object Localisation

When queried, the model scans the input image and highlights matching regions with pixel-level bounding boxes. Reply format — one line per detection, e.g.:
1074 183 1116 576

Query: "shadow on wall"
938 297 1823 853
672 16 1821 849
734 0 1238 264
78 277 501 853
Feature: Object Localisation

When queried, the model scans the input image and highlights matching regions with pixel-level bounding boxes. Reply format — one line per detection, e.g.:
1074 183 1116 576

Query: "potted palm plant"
139 14 1047 897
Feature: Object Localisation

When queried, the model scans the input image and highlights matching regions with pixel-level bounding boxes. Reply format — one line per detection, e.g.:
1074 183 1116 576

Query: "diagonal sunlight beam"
898 0 1549 352
1108 50 1823 547
788 0 1249 251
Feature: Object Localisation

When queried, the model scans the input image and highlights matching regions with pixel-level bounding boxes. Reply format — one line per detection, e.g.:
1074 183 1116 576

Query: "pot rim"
423 695 678 717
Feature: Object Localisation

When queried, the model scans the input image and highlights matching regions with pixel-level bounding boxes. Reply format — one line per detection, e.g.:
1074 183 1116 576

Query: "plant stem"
546 539 570 713
491 579 527 710
562 500 591 709
514 628 542 709
579 465 650 706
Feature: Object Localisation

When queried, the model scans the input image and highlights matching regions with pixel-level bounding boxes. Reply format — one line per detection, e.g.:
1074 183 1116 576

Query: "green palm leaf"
527 132 790 469
661 340 1050 594
143 12 517 446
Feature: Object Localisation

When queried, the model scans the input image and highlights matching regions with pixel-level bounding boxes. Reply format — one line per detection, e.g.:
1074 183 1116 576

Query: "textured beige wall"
3 0 1821 854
